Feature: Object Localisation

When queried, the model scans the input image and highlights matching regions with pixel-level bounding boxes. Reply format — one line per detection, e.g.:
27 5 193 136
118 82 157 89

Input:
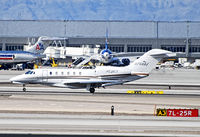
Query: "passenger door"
42 70 48 82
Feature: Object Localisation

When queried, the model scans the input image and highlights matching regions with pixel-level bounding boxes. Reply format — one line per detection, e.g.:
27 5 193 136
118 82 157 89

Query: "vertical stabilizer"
105 28 108 50
128 49 175 74
26 36 45 54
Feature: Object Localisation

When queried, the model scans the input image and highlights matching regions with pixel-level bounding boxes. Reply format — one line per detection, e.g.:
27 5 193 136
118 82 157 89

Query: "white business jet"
10 49 175 93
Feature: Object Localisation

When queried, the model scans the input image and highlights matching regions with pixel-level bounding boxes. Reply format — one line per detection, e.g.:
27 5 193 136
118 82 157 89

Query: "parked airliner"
10 49 175 93
75 30 131 67
0 36 46 69
0 36 65 69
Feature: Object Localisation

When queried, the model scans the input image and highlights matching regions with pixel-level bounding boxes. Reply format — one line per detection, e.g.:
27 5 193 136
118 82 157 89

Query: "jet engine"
122 58 130 66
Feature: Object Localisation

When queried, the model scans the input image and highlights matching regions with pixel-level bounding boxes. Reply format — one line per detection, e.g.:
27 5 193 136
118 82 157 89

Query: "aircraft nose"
10 76 18 83
104 52 110 58
10 75 22 83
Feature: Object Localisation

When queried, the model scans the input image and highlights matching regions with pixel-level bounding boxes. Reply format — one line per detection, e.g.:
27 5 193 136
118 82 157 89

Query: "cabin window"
55 72 58 75
67 72 70 75
79 72 81 75
50 72 52 75
73 72 75 75
61 72 64 75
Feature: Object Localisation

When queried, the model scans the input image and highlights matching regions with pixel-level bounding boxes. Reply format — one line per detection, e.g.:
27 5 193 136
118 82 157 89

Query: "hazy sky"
0 0 199 21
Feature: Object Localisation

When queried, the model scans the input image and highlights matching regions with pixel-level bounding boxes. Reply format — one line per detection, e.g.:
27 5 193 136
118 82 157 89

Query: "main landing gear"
23 84 26 92
89 88 95 94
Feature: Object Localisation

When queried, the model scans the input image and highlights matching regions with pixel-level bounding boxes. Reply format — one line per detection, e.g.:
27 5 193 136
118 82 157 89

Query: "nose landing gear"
23 84 26 92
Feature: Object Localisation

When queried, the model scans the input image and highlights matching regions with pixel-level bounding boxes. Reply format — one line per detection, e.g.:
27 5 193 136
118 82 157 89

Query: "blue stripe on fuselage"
0 55 13 57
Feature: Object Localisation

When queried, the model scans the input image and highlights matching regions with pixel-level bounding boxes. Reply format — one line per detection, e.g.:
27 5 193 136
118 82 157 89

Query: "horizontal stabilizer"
128 49 176 74
150 52 176 57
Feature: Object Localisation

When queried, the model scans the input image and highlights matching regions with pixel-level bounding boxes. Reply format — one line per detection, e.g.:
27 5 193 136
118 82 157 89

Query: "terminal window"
161 45 185 52
6 44 24 51
68 44 81 47
109 46 124 53
127 45 152 52
189 46 200 53
100 44 124 53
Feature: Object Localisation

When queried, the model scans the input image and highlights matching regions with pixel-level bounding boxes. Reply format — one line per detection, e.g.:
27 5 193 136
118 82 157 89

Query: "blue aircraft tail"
105 28 108 50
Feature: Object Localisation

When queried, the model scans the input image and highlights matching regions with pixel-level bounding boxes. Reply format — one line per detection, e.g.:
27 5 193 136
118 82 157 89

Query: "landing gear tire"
23 84 26 92
89 88 95 94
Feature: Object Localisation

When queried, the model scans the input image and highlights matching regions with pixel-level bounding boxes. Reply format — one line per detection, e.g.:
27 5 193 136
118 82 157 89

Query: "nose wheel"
23 84 26 92
89 88 95 94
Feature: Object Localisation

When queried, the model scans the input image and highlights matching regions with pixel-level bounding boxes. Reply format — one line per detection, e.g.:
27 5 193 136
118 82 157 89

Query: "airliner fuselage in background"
0 51 41 63
0 37 46 69
10 49 176 93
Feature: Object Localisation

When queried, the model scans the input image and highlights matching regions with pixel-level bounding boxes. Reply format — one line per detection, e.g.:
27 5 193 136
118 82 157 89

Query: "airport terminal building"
0 20 200 58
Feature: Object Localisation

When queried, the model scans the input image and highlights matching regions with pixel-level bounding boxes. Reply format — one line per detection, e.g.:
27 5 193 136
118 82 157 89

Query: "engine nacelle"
122 58 130 66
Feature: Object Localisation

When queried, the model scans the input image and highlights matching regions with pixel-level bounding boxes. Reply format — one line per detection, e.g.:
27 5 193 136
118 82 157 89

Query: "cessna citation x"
10 49 175 93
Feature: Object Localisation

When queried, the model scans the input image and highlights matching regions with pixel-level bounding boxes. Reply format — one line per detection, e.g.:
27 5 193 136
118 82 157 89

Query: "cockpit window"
25 71 31 74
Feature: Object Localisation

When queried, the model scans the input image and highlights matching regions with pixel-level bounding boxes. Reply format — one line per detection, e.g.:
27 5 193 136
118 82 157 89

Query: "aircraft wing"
64 79 117 84
111 52 143 57
53 79 122 88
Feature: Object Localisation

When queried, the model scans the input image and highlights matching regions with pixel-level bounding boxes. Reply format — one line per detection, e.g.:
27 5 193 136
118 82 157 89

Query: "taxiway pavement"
0 87 199 115
0 113 199 136
0 69 200 136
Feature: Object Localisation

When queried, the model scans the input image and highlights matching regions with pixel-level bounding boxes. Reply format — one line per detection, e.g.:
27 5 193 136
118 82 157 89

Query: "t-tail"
26 36 45 54
127 49 176 75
